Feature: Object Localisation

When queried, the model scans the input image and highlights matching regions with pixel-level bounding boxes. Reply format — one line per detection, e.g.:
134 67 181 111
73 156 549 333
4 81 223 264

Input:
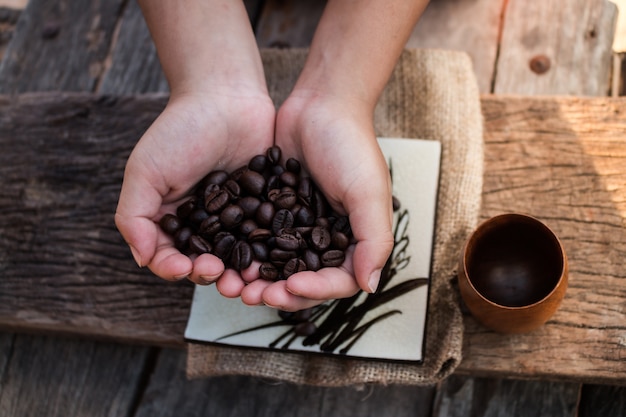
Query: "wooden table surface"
1 0 625 416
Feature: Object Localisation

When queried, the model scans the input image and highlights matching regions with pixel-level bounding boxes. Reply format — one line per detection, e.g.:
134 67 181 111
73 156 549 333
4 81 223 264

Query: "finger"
188 253 225 285
283 246 358 300
145 231 193 280
262 280 329 312
215 269 246 298
115 154 165 268
345 175 394 293
241 260 261 283
240 279 272 306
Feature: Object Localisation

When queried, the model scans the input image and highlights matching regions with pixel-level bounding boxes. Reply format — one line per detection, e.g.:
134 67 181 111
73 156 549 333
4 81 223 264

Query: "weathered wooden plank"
0 334 154 417
0 93 191 346
0 0 126 93
494 0 617 95
255 0 325 47
133 348 436 417
579 384 626 417
433 375 580 417
407 0 506 94
456 95 626 384
97 0 168 94
0 7 20 61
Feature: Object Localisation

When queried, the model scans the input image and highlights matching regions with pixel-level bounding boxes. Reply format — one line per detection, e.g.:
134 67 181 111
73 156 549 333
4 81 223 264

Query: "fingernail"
129 245 143 267
200 275 219 285
368 269 381 293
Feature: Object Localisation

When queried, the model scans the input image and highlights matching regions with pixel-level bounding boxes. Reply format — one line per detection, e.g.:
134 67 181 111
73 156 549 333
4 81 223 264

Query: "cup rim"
460 212 568 310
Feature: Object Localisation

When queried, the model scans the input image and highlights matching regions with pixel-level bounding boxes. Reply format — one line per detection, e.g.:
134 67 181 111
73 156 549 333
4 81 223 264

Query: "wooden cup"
458 213 568 333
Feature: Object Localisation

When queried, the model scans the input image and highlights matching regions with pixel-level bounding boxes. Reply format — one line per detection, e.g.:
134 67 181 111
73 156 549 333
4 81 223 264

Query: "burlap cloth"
186 48 484 386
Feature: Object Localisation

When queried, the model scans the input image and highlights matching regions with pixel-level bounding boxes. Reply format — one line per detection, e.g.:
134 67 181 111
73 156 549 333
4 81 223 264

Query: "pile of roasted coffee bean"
159 146 353 282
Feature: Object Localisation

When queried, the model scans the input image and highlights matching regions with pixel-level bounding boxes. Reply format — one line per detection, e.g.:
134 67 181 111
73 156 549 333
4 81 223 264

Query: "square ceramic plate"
185 138 441 362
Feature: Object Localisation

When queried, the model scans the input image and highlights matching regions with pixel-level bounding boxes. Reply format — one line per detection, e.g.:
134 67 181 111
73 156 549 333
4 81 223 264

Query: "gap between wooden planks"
0 92 625 385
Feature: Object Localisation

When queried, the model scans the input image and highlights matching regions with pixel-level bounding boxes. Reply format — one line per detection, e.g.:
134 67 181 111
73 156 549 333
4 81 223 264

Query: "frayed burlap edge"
186 48 483 386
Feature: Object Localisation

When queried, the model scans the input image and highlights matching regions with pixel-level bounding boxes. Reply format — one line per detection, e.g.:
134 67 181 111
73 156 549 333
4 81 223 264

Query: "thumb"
115 161 163 268
346 179 394 293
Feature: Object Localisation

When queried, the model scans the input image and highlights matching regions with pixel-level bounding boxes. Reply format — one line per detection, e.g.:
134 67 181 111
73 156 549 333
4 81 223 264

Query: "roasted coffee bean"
272 164 285 176
295 205 315 226
267 188 280 202
220 204 244 229
231 241 253 270
295 226 314 240
213 231 230 244
248 228 272 242
315 217 330 228
201 183 220 199
331 231 350 251
290 203 302 219
297 177 313 206
283 258 306 278
251 241 269 261
199 214 221 237
294 321 317 336
213 233 236 260
321 250 345 267
285 158 301 174
256 201 275 227
278 310 297 324
223 179 241 199
332 216 351 235
239 219 258 236
248 154 268 172
189 235 212 254
205 189 229 213
275 232 300 251
293 308 313 322
303 249 321 271
259 262 279 281
176 197 197 219
239 170 265 196
238 196 261 218
270 248 298 263
189 208 210 225
202 170 229 186
266 175 281 191
275 187 297 209
267 146 281 165
174 226 193 251
279 171 298 188
229 165 248 181
159 214 182 235
312 189 328 218
272 209 294 235
311 226 331 251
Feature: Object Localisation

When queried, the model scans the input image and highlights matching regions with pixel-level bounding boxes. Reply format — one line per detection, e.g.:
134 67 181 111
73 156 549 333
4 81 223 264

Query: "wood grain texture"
579 384 626 417
0 93 192 346
407 0 506 94
433 375 580 417
134 348 437 417
494 0 617 95
255 0 325 47
0 334 153 417
457 95 626 384
97 0 168 94
0 0 127 93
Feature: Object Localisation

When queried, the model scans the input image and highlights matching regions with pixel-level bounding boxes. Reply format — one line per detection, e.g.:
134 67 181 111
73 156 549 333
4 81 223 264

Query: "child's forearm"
294 0 429 109
137 0 267 96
